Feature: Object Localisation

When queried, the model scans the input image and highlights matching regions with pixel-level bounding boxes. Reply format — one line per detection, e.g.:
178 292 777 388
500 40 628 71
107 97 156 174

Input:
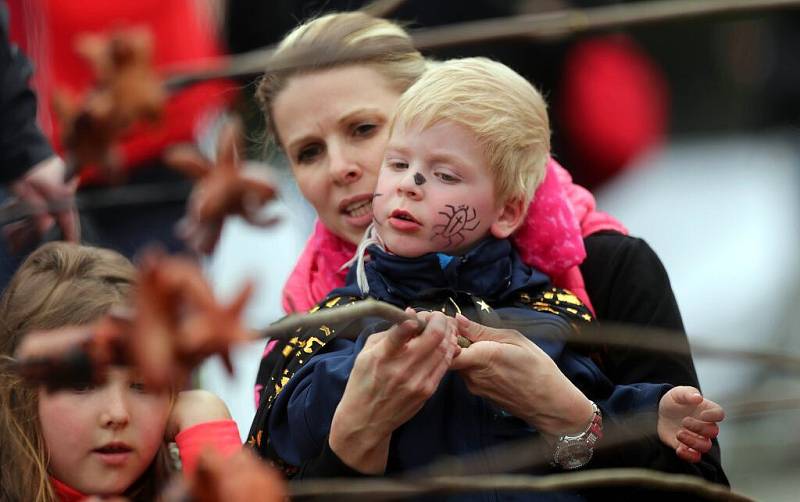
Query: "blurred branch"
289 469 751 501
164 0 800 90
360 0 408 18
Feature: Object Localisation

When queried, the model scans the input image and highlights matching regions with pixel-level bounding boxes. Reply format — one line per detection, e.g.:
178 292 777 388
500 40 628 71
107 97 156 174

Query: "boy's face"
373 120 506 257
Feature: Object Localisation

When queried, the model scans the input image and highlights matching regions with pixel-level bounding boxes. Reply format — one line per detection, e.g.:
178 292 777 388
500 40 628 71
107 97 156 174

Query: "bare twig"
163 0 800 90
289 469 751 501
253 299 800 374
260 299 422 338
360 0 408 18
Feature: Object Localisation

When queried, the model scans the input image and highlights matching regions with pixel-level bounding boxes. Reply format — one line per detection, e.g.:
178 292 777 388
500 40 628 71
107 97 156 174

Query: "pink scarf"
281 158 626 314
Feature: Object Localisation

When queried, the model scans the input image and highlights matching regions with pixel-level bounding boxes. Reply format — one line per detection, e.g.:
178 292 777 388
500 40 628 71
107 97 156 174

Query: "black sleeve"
579 231 729 493
580 231 698 387
0 1 53 181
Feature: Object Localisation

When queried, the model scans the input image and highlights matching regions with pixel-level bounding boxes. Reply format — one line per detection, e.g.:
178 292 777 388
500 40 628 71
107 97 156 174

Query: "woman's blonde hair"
255 11 427 149
394 57 551 207
0 242 170 502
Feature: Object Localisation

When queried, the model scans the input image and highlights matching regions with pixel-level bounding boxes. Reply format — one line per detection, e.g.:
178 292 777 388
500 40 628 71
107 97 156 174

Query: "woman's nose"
328 143 362 185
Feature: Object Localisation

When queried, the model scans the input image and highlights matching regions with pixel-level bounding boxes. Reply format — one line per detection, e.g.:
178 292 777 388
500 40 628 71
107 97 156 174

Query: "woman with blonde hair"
249 10 726 488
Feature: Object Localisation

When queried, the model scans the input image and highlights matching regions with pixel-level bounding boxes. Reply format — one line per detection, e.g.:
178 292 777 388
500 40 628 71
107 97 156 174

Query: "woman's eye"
296 144 323 164
353 123 377 138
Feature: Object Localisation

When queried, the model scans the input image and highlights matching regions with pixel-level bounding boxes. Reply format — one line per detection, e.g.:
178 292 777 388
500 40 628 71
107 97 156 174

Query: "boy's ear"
490 196 526 239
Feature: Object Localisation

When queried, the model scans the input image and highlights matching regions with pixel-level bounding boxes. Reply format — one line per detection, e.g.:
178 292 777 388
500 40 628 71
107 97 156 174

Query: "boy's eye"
296 144 323 164
353 123 377 137
436 172 459 183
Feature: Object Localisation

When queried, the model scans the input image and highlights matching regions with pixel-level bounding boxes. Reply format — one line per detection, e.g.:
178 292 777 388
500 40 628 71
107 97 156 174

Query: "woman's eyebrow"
337 107 386 125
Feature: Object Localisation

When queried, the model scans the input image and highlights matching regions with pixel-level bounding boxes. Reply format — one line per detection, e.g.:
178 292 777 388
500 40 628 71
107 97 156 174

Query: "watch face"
555 440 592 470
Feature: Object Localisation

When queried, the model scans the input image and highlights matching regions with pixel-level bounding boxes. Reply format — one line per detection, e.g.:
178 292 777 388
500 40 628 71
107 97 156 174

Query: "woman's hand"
450 314 593 437
329 309 460 474
658 386 724 463
165 390 232 442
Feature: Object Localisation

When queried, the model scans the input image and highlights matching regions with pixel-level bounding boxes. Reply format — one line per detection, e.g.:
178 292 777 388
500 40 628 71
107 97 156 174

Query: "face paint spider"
432 204 480 248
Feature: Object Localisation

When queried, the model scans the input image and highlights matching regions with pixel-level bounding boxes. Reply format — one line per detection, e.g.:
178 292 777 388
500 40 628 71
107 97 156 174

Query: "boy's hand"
658 386 725 463
165 390 232 442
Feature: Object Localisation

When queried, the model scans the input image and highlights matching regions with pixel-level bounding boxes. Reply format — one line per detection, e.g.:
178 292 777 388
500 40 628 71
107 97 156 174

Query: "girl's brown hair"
255 11 426 150
0 242 171 502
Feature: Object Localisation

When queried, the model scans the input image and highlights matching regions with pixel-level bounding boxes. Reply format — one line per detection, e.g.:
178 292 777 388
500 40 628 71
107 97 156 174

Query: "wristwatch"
552 401 603 470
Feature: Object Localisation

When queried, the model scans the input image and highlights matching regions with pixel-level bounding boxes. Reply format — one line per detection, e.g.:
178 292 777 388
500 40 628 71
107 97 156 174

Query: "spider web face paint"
432 204 480 247
414 172 426 186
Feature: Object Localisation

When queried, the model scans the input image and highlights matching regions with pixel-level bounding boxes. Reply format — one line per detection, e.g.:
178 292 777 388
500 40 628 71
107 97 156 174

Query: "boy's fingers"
677 429 713 453
675 444 702 464
699 404 725 422
671 386 703 405
681 417 720 439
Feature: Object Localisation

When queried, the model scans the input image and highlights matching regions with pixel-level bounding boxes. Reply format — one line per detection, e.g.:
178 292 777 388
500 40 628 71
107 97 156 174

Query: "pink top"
52 419 241 501
281 158 627 314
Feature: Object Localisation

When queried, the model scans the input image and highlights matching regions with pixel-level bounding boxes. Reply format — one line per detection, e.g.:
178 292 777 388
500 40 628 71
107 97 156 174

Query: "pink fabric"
174 419 241 477
281 220 357 313
281 158 627 315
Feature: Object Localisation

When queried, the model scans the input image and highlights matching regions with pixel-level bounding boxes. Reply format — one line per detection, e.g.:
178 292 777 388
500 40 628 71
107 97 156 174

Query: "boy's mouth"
389 209 421 225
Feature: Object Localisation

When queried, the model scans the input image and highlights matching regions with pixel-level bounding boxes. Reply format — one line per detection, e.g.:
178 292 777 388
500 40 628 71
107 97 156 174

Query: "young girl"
0 242 241 501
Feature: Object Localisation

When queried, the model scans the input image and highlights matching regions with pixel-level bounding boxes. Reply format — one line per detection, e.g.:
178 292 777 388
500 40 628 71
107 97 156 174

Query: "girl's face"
272 65 402 245
38 367 171 496
373 120 510 257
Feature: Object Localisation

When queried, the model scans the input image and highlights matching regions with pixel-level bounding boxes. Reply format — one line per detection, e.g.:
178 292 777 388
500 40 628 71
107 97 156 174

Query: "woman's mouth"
340 196 374 226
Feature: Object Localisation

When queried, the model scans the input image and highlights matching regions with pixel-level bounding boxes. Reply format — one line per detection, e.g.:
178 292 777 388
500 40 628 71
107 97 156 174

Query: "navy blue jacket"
250 238 671 500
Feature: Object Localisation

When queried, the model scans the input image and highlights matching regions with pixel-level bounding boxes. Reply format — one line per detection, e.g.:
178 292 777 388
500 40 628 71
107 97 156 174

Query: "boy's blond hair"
393 57 550 207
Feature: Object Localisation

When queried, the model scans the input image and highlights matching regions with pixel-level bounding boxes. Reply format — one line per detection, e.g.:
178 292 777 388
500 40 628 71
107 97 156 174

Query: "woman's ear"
489 196 526 239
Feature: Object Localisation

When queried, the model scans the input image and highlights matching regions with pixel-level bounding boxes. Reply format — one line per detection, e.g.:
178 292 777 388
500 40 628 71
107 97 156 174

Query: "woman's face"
273 65 402 245
39 367 171 496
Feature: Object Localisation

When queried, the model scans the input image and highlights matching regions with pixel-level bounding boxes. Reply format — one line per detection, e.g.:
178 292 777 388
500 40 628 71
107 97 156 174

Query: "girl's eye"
129 382 149 393
67 382 95 394
353 123 377 138
436 172 459 183
296 144 323 164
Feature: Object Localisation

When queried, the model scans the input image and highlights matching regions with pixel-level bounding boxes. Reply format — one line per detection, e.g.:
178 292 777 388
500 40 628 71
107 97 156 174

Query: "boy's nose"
397 170 423 199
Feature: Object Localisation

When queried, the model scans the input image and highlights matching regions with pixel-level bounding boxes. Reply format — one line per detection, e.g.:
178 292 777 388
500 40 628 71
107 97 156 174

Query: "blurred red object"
559 35 669 187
